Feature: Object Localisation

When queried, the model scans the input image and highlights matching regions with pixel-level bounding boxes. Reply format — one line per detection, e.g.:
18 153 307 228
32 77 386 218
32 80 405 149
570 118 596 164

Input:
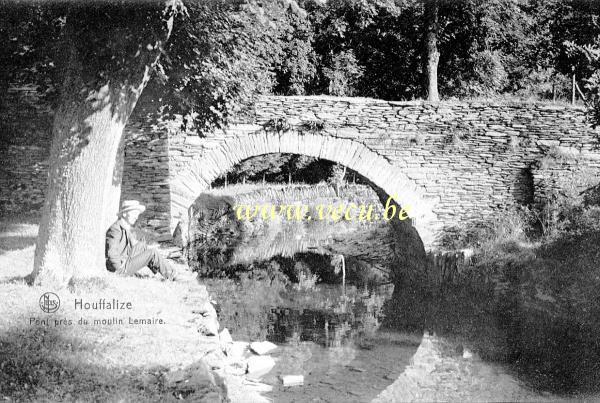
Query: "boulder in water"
246 355 276 377
250 341 277 355
219 328 233 344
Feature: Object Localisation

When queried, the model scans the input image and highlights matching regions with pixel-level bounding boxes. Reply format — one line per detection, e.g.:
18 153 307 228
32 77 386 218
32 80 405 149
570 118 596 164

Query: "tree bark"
424 0 440 102
31 4 175 287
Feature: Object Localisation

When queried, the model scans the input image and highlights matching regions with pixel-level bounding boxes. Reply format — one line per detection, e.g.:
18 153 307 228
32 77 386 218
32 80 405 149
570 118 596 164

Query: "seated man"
105 200 195 281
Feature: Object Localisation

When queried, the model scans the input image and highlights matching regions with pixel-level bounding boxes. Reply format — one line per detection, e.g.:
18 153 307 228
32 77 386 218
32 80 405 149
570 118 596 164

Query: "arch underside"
169 130 441 250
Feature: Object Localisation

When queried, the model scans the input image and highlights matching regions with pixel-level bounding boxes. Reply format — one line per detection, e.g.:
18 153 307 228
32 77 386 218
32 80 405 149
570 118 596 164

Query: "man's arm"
105 225 123 272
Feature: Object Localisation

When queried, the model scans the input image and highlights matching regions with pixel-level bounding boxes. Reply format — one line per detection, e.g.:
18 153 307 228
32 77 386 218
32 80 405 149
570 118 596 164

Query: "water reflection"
267 298 380 348
225 283 422 403
228 218 393 268
209 278 599 402
188 192 395 276
193 192 600 400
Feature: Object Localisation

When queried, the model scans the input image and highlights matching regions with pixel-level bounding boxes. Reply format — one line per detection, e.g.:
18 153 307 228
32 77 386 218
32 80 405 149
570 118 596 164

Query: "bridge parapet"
157 96 600 252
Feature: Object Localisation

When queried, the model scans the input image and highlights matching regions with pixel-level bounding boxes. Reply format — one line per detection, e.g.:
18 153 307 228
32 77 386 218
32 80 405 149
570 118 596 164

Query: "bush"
439 205 535 251
323 50 364 96
293 269 319 291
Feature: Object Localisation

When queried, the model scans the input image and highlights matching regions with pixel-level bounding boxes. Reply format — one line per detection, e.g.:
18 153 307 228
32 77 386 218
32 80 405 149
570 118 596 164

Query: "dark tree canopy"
3 0 600 132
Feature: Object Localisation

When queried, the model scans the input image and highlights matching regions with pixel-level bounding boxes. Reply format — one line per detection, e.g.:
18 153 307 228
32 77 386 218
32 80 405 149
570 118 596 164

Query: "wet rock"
246 355 276 378
203 348 227 371
198 317 220 336
194 300 217 318
139 371 161 388
250 341 277 355
225 361 247 376
163 360 226 401
219 328 233 344
462 348 473 359
226 341 249 359
164 367 187 385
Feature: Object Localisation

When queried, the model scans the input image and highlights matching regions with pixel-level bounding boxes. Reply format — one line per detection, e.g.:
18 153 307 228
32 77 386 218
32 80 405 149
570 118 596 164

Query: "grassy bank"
0 220 228 402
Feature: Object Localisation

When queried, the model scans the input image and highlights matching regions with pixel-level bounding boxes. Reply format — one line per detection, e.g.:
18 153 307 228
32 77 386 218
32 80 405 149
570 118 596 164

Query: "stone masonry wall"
167 96 600 248
120 117 172 240
3 92 600 248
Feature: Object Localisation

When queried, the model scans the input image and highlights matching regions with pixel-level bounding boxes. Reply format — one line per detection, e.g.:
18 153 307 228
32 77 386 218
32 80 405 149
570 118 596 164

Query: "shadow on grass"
0 234 37 253
0 217 39 256
0 274 32 286
0 321 227 402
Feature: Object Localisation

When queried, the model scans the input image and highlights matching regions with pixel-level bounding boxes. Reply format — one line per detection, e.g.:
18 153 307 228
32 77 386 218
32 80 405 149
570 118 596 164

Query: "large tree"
28 0 183 287
11 0 305 286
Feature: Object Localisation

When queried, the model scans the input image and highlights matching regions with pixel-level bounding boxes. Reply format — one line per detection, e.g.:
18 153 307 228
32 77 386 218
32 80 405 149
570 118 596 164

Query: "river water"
196 186 599 401
207 280 593 402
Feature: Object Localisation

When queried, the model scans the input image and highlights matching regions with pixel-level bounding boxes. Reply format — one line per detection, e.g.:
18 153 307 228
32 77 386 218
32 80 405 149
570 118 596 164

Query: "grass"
0 275 225 401
0 219 229 402
0 214 39 256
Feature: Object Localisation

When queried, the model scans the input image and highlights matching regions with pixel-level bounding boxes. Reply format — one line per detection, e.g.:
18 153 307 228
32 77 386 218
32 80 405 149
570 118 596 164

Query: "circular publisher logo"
39 292 60 313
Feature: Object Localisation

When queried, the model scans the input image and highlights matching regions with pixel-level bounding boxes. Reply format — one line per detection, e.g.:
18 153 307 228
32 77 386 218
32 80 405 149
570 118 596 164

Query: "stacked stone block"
2 92 600 250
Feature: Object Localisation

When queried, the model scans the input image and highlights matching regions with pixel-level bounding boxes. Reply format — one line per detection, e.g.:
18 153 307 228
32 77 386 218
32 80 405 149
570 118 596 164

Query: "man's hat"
119 200 146 216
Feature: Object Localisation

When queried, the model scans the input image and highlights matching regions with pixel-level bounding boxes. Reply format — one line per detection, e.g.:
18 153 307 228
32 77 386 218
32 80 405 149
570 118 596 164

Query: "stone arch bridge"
121 96 600 253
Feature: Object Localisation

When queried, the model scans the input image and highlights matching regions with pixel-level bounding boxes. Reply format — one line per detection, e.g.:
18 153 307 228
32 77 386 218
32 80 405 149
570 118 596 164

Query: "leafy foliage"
307 0 422 98
564 37 600 126
0 2 66 106
156 0 317 134
323 50 364 96
157 1 277 133
3 0 600 130
212 153 327 185
0 0 184 109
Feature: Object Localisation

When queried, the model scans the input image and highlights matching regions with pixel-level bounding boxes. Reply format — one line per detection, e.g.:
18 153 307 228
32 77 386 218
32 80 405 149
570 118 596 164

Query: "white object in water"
227 341 249 358
281 375 304 387
246 355 276 378
250 341 278 355
463 348 473 359
219 328 233 344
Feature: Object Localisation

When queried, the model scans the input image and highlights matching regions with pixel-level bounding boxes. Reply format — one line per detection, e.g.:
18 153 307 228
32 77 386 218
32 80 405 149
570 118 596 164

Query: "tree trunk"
424 0 440 102
31 4 175 287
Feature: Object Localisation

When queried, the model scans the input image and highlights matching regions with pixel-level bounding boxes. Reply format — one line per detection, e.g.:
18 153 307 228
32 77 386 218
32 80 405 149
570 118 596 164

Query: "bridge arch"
169 129 441 250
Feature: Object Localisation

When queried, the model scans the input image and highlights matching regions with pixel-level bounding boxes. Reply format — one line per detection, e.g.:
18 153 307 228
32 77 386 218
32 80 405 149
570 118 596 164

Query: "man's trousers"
117 242 174 278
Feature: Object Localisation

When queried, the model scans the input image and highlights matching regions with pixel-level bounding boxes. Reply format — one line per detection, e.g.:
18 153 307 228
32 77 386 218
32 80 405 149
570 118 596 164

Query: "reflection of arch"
170 130 440 249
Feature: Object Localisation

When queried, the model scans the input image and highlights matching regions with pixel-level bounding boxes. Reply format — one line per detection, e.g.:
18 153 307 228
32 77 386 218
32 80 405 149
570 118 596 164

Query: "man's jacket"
105 220 133 272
